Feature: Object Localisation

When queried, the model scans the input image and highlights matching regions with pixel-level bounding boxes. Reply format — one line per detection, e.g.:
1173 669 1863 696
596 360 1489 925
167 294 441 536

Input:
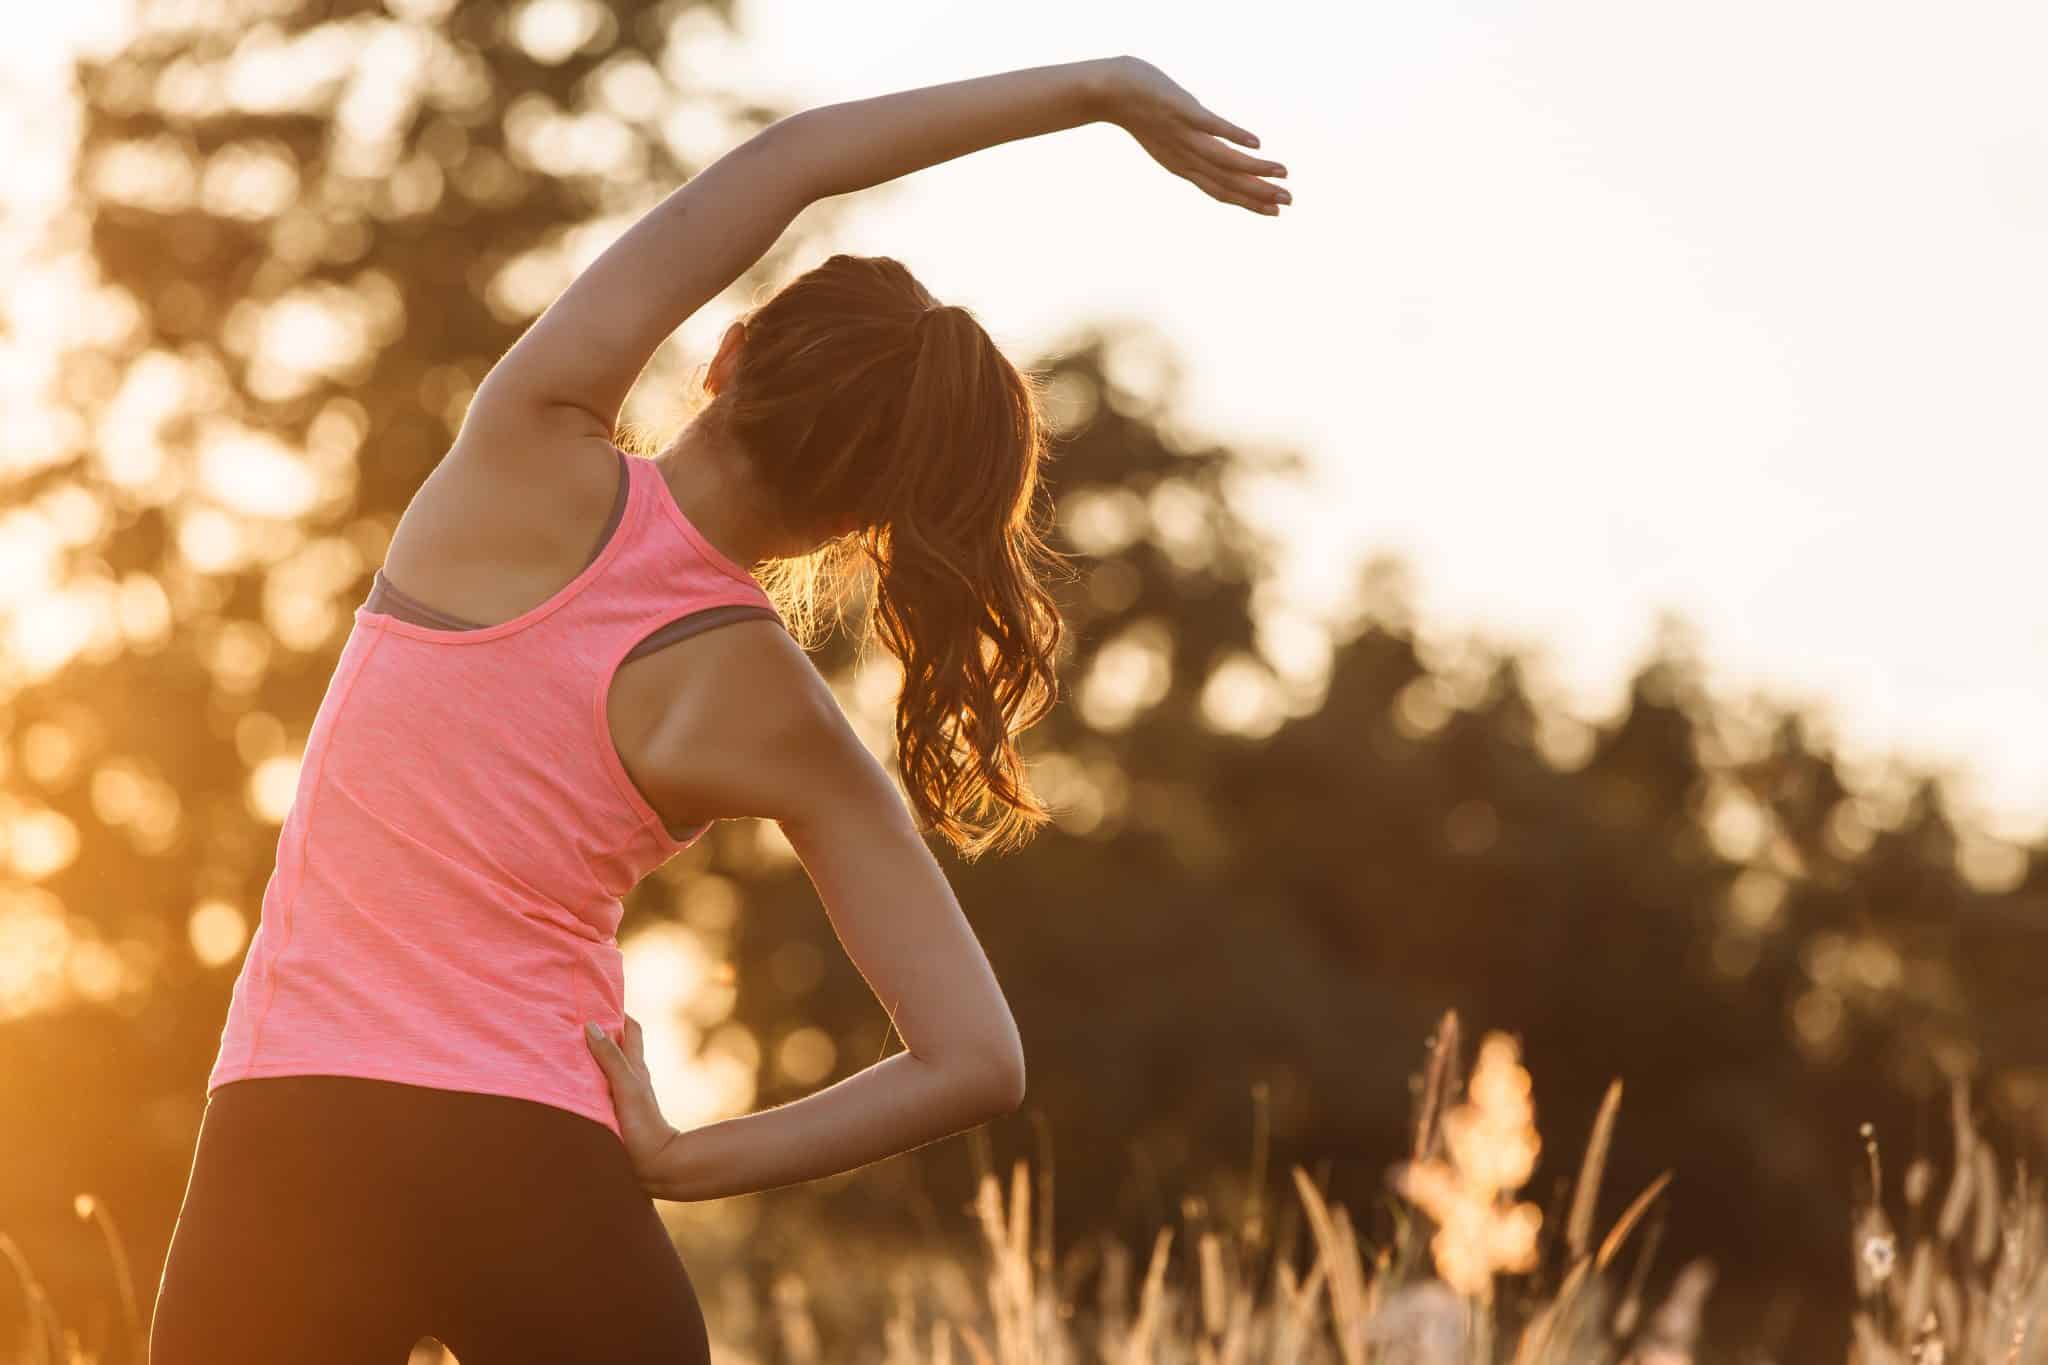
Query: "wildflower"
1851 1200 1898 1297
1394 1031 1545 1298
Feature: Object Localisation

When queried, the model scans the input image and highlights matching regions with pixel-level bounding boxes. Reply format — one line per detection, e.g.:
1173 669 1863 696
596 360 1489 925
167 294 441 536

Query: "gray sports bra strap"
621 602 782 662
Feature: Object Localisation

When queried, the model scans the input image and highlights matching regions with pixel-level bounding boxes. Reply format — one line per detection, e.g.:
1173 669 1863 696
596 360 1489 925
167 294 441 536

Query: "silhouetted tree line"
1 2 2042 1359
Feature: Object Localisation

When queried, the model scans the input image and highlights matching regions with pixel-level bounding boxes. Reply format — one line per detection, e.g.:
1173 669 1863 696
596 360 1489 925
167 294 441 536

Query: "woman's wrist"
642 1124 706 1202
1077 55 1137 125
643 1119 751 1202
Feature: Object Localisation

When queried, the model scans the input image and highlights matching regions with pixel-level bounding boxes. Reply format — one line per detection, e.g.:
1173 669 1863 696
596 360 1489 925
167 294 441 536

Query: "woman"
149 54 1287 1364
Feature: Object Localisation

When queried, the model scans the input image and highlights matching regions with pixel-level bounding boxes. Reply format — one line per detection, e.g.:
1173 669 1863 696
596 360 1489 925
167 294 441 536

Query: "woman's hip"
152 1074 709 1364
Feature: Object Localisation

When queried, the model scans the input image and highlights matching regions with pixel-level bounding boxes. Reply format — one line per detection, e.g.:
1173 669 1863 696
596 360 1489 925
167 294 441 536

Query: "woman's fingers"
1184 135 1289 204
1192 133 1287 181
585 1021 620 1071
1184 166 1282 215
584 1022 678 1179
1112 60 1286 217
1204 145 1286 181
586 1021 642 1095
1197 109 1260 149
1218 170 1288 207
594 1020 653 1088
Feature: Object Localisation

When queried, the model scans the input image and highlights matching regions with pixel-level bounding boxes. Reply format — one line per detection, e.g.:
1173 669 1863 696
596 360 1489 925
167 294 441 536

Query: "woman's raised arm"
464 56 1285 442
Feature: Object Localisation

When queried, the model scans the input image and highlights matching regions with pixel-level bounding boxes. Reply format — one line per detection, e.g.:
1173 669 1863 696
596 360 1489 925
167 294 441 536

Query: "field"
5 1013 2036 1365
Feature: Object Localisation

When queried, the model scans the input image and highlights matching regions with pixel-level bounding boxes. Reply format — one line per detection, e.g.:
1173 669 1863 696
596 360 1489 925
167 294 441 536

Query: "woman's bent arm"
640 786 1027 1202
616 626 1026 1203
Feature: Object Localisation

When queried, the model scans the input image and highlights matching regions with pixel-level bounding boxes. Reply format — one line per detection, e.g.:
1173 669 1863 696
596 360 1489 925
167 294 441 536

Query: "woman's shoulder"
377 427 625 623
440 416 625 526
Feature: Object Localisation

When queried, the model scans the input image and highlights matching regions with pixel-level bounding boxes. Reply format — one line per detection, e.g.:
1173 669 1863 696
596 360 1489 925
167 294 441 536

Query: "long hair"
651 253 1072 861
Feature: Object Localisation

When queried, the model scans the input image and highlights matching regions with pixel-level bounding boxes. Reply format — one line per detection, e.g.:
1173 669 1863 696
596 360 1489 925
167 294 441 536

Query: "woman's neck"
654 418 802 567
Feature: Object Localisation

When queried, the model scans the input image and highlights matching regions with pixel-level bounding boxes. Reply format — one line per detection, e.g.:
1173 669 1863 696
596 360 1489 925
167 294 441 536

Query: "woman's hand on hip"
584 1015 682 1189
1099 56 1290 216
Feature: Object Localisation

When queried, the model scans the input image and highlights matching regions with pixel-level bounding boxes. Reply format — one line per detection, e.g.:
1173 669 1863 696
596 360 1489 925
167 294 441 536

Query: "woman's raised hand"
584 1014 682 1187
1097 56 1290 216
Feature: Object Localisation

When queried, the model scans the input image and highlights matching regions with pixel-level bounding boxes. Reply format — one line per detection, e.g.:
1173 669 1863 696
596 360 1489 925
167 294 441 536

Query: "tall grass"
715 1015 2042 1364
1846 1078 2048 1363
2 1195 143 1365
713 1012 1700 1365
9 1014 2042 1363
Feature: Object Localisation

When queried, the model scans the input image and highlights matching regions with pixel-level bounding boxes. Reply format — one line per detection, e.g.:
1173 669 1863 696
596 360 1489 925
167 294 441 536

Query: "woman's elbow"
987 1048 1027 1115
955 1038 1027 1117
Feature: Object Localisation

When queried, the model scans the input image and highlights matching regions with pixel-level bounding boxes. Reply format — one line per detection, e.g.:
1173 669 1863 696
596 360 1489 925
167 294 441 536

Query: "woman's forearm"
763 57 1126 203
646 1048 1016 1202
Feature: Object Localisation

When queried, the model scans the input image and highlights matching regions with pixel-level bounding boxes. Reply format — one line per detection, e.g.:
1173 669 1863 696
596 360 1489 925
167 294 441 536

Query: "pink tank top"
206 447 783 1138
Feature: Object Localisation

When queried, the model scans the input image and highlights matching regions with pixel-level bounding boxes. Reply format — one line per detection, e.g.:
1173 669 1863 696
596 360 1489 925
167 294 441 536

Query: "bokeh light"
187 899 249 968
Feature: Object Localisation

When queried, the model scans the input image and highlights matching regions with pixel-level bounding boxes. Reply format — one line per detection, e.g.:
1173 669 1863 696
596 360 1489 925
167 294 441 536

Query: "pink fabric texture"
207 449 782 1138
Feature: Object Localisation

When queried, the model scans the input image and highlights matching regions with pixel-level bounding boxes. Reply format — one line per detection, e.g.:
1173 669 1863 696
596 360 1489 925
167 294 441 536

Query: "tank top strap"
621 453 779 595
604 448 785 633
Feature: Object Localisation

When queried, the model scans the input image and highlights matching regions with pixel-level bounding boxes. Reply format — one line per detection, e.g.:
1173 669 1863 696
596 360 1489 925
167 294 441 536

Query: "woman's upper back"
368 439 788 839
354 441 792 879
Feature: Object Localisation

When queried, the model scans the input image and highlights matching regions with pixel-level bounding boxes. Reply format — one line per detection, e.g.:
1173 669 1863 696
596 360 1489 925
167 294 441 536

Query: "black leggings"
148 1075 711 1364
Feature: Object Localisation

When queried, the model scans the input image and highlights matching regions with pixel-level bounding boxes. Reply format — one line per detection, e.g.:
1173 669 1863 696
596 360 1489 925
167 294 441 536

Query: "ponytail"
707 255 1072 859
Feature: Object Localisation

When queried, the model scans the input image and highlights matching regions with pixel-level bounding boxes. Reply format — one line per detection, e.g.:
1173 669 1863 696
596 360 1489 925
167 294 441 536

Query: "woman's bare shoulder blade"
648 621 890 830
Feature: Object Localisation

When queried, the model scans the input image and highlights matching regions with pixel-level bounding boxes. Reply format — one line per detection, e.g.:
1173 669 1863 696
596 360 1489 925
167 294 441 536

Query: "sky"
8 0 2047 843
